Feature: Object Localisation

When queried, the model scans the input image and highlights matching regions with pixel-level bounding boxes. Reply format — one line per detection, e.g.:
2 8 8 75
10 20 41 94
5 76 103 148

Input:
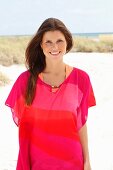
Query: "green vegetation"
0 35 113 67
72 36 113 52
0 34 113 86
0 36 30 66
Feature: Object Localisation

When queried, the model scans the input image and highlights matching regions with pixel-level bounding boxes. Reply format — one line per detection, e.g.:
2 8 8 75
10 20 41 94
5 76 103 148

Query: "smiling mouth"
49 51 61 55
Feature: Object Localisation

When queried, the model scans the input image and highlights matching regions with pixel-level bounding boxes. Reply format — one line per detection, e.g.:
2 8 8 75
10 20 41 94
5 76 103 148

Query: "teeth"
50 52 60 55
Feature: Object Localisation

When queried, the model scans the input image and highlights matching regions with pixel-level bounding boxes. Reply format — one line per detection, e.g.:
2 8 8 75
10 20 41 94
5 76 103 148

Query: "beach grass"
0 72 10 86
72 35 113 52
0 35 113 67
0 36 30 66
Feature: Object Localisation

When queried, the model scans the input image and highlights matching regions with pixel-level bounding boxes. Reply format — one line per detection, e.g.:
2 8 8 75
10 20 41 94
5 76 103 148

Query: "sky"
0 0 113 35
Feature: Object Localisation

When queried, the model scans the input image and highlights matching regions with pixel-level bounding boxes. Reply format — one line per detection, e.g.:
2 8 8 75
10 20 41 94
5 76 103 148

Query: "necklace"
51 85 60 93
51 66 66 88
51 85 59 88
41 64 66 89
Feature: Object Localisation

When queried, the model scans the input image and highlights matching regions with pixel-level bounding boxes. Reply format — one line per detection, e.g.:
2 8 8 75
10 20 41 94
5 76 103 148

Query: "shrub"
0 35 113 67
71 36 113 52
72 37 97 52
0 72 10 86
0 36 30 66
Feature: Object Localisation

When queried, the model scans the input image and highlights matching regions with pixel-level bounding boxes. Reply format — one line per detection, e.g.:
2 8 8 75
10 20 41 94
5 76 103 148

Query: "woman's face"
41 30 67 61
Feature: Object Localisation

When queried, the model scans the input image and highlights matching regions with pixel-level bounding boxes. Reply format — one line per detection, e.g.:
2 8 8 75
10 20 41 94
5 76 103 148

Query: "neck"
43 60 66 75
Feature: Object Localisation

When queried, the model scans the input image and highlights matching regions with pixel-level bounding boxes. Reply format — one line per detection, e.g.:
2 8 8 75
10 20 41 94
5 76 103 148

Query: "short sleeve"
5 71 29 126
77 71 96 130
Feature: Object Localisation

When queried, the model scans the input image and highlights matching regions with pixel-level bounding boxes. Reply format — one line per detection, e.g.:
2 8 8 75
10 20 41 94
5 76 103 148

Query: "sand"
0 52 113 170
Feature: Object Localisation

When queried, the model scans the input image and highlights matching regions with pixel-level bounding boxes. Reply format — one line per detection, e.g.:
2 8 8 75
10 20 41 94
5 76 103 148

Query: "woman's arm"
78 123 91 170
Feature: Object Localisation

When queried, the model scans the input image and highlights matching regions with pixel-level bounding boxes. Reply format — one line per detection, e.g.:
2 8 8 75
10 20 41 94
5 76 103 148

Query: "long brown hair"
25 18 73 105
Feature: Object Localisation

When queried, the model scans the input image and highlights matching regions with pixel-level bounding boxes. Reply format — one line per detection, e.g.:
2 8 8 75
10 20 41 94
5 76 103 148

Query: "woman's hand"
84 161 91 170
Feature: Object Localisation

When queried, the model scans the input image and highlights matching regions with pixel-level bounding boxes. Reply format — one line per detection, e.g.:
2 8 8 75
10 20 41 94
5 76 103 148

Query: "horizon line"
0 31 113 37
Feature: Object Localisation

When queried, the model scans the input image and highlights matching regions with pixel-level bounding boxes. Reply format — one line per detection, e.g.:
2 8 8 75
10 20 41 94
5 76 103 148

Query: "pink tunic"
5 65 96 170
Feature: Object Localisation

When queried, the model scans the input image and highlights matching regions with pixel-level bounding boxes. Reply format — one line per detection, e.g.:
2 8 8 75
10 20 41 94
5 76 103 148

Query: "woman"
5 18 96 170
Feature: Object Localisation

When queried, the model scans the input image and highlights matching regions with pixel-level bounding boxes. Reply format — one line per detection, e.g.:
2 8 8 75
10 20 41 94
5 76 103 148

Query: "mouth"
49 51 61 55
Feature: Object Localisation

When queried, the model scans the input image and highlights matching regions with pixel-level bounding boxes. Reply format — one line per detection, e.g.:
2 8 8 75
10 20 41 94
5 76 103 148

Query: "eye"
56 39 64 45
45 40 52 45
57 39 64 43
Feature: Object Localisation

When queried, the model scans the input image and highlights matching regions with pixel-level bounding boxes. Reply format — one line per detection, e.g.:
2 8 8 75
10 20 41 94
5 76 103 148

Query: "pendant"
51 85 59 88
51 85 59 92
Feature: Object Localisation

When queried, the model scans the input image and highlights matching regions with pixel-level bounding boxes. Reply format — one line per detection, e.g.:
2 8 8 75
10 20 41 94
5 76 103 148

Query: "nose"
51 42 58 49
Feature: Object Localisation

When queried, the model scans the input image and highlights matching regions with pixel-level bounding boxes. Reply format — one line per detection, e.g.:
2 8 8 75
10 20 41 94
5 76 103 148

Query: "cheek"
42 49 48 56
41 46 48 54
64 42 67 50
63 44 67 52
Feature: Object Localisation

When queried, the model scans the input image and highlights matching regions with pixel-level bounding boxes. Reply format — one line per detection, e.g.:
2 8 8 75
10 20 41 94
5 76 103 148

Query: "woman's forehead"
42 30 65 40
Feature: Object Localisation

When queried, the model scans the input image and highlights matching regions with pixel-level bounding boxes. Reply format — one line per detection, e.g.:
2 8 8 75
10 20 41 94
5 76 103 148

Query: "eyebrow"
45 38 64 42
45 40 52 43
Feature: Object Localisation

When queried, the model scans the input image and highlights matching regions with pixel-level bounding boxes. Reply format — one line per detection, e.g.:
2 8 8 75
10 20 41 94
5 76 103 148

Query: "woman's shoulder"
13 70 30 90
67 65 91 87
73 67 90 79
66 64 88 76
66 64 90 80
16 70 30 82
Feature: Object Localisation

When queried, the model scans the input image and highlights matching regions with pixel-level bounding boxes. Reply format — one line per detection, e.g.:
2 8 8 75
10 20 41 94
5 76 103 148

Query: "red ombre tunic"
5 65 96 170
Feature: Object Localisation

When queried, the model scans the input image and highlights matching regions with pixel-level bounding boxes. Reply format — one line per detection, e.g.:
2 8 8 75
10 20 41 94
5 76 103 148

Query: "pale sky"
0 0 113 35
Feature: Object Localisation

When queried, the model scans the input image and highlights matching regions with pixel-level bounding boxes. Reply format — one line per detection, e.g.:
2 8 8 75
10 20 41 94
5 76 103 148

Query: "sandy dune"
0 52 113 170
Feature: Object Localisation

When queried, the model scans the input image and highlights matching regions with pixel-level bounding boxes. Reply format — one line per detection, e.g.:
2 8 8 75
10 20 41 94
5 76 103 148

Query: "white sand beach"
0 52 113 170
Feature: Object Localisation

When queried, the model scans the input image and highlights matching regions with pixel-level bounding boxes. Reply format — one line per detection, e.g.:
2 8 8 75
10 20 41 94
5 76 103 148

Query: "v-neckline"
38 64 74 93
